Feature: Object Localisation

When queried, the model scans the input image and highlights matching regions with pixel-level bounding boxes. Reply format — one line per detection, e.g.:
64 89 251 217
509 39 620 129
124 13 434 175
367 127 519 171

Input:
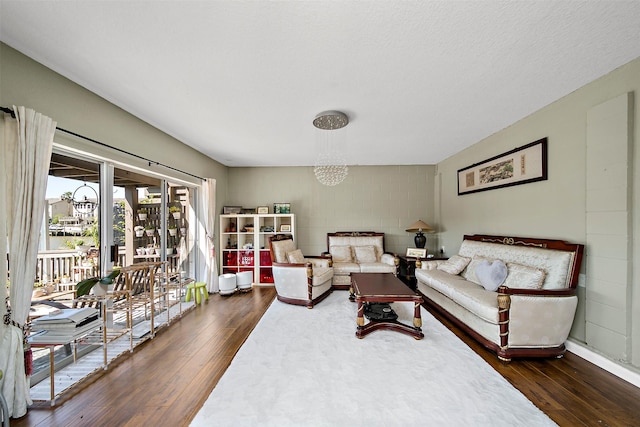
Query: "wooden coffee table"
349 272 424 340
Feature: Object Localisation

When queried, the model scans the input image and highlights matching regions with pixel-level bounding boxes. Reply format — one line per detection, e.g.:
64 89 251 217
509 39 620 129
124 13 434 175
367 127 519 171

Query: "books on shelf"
31 307 99 331
30 308 102 344
29 319 102 344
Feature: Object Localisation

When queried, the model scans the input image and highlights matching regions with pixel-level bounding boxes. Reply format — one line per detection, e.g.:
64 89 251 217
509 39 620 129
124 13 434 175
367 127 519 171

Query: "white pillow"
475 259 508 291
436 255 471 275
353 246 377 263
462 256 489 284
504 262 546 289
287 249 305 264
329 245 353 262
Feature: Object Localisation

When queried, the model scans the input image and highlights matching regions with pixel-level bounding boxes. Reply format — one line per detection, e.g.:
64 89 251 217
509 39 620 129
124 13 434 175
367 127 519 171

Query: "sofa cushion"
475 259 508 291
462 256 490 285
359 262 396 274
287 249 305 264
458 239 574 290
436 255 471 275
330 245 353 262
504 262 546 289
415 269 499 324
332 262 360 276
353 245 378 263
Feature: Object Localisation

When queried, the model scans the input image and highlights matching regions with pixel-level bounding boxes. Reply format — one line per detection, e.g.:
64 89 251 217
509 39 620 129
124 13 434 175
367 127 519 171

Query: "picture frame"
457 138 547 196
273 203 291 214
280 224 291 232
223 206 242 214
406 248 427 258
257 206 269 214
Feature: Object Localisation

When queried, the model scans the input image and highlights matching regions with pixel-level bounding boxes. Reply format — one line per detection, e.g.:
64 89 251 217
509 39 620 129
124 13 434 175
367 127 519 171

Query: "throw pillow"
475 259 508 291
287 249 305 264
329 245 353 263
436 255 471 275
461 256 489 284
353 245 378 263
504 262 546 289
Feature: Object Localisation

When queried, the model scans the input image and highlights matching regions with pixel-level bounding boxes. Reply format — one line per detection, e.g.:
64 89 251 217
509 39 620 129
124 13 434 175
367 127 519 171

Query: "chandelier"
313 110 349 186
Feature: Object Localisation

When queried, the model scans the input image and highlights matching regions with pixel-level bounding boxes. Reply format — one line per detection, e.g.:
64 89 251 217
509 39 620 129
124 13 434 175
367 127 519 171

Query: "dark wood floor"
11 286 640 426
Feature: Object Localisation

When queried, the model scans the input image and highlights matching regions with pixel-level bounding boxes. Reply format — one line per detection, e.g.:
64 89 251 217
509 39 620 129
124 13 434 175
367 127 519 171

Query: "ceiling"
2 1 640 168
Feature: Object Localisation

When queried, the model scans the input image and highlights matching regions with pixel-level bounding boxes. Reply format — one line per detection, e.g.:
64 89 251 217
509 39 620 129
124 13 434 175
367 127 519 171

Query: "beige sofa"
415 234 584 361
325 232 398 290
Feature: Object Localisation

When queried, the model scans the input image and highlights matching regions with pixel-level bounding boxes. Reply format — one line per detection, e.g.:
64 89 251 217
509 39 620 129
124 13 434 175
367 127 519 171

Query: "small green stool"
185 281 209 304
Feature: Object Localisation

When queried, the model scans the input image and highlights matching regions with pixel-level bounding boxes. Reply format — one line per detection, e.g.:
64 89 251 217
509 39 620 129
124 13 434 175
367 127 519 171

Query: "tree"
61 191 73 202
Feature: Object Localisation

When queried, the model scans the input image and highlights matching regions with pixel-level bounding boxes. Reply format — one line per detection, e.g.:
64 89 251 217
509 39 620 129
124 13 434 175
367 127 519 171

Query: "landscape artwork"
457 138 547 195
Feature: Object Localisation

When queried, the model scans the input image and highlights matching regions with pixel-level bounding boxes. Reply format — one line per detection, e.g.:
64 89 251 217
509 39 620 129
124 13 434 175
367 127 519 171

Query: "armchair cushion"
287 249 305 264
272 239 297 263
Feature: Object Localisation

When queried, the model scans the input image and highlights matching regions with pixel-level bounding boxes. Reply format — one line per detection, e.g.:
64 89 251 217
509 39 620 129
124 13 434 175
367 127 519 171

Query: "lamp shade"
405 220 433 232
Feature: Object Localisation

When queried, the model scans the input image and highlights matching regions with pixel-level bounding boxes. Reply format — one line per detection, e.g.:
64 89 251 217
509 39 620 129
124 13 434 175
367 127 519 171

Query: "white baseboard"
566 340 640 389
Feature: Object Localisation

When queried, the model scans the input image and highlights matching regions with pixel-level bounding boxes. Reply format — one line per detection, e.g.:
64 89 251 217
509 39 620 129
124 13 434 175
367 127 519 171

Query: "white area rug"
191 292 555 427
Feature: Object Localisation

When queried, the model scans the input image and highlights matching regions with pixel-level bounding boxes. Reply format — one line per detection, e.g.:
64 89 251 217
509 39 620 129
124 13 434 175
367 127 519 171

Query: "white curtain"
198 178 219 293
0 106 56 418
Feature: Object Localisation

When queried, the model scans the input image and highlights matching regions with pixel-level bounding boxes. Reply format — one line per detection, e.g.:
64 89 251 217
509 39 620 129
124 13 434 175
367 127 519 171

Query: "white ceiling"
2 1 640 168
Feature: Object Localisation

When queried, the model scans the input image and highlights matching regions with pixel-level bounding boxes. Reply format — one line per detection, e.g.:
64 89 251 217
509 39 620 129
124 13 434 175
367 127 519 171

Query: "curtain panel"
0 106 56 418
198 178 219 293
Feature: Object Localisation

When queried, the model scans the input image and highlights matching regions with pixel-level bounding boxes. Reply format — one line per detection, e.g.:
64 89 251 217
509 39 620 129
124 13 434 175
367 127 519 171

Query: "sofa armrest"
497 285 578 350
304 255 332 269
381 252 398 266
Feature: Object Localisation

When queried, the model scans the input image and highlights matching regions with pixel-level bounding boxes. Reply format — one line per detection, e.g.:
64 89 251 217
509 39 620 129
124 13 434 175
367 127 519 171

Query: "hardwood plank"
11 287 640 427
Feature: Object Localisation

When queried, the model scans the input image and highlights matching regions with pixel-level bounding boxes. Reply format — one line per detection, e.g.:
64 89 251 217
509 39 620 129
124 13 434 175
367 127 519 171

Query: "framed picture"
280 224 291 232
457 138 547 195
273 203 291 214
223 206 242 214
257 206 269 214
406 248 427 258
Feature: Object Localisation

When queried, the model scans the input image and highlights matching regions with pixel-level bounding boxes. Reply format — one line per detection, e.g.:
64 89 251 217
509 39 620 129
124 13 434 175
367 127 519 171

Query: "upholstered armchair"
268 234 334 308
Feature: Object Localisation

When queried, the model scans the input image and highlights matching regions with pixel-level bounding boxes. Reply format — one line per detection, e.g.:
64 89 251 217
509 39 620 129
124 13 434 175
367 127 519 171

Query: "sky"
46 176 124 200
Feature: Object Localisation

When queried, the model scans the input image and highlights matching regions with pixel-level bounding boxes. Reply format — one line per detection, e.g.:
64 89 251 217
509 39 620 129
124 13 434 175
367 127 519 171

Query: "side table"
398 255 448 289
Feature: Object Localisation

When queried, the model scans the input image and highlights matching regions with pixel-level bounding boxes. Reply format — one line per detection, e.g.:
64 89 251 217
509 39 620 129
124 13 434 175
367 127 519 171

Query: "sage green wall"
435 57 640 370
227 165 436 257
0 42 228 198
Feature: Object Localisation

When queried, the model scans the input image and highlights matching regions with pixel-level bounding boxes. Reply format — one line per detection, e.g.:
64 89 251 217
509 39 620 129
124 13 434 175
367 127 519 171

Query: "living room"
1 1 640 424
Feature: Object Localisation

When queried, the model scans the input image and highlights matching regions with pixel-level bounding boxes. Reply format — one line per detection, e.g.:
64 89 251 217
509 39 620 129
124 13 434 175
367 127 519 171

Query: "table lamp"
406 220 433 249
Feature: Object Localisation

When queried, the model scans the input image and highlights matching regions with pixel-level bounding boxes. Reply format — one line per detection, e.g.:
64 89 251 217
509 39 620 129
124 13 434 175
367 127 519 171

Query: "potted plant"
168 226 177 237
134 225 145 237
76 269 121 297
144 224 155 237
138 208 148 221
169 205 181 219
180 227 187 236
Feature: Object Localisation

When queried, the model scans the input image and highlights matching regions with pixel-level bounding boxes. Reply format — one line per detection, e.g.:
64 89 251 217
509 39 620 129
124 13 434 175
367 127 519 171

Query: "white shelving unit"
219 213 295 285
